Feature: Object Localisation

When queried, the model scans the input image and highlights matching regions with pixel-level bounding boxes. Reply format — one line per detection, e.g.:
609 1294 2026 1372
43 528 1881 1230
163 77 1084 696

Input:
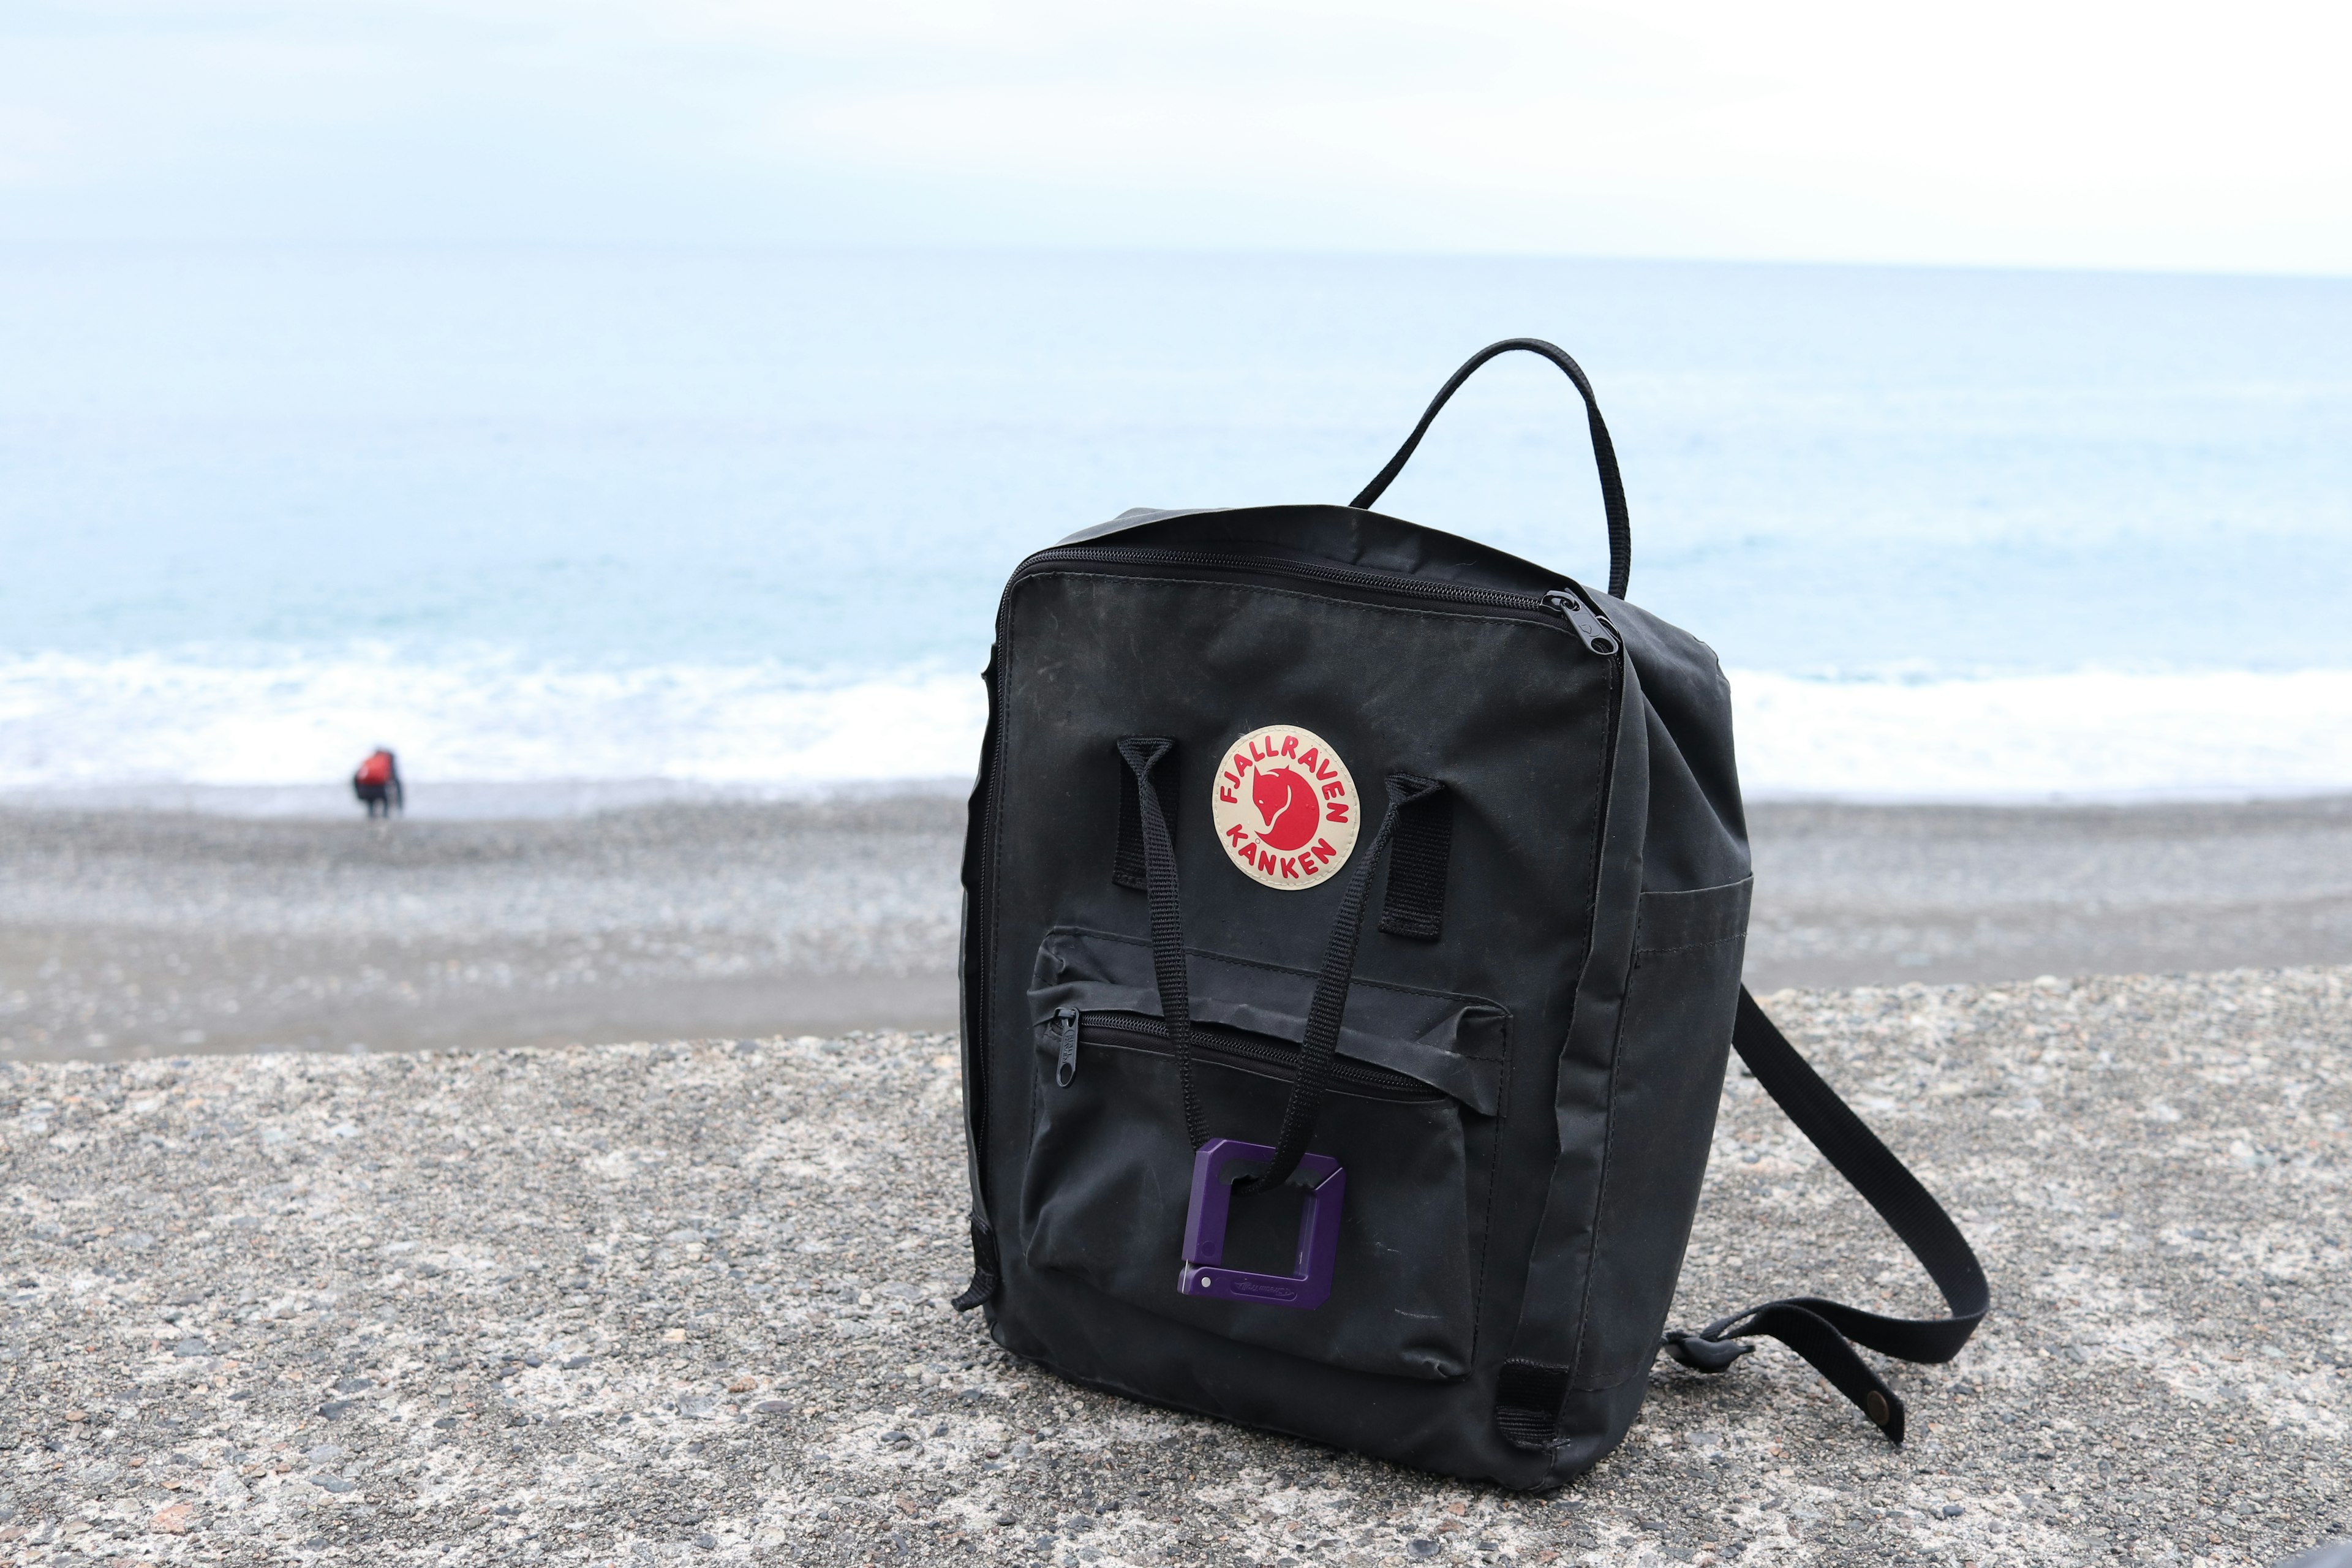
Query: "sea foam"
1733 668 2352 801
0 652 984 801
2 651 2347 812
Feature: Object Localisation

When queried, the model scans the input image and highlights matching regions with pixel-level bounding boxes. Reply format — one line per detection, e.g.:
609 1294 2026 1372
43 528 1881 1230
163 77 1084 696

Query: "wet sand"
4 794 2350 1062
1743 794 2352 987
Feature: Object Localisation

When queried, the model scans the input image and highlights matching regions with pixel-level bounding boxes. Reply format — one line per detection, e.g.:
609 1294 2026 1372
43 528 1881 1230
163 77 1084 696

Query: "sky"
1 0 2348 273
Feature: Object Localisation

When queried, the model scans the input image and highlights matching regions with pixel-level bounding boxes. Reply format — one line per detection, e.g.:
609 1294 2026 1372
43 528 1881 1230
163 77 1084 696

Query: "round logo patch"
1211 725 1359 891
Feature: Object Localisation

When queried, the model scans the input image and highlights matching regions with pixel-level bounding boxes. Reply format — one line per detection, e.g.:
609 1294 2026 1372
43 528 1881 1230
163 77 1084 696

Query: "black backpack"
952 338 1989 1488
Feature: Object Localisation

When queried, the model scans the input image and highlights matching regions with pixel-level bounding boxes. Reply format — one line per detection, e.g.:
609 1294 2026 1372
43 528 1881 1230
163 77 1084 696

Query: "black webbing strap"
1376 786 1452 941
1113 744 1180 891
949 1213 999 1313
1237 773 1446 1195
1115 739 1445 1195
1117 737 1207 1150
1662 987 1991 1442
1349 338 1633 600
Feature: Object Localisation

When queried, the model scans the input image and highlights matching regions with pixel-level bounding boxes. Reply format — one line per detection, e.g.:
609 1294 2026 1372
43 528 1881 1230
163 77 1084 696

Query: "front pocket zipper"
1053 1009 1444 1104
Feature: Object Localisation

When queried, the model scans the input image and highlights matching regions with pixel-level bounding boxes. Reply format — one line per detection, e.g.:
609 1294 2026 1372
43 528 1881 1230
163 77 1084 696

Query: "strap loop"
1376 784 1452 941
1350 338 1633 599
950 1212 1001 1313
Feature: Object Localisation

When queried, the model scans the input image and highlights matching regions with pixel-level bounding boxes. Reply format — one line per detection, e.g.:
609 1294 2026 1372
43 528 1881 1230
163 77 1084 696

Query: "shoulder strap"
1662 987 1991 1442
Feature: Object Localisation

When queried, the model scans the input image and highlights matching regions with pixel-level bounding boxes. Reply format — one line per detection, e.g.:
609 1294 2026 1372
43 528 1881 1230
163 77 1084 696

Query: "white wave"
0 651 989 796
2 652 2349 810
1733 667 2352 801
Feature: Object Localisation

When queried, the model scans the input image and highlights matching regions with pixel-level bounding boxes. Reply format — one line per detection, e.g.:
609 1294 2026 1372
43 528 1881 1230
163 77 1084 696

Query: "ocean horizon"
6 244 2348 810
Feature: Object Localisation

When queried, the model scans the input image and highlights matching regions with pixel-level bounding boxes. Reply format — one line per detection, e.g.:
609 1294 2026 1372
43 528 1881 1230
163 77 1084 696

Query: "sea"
3 246 2348 813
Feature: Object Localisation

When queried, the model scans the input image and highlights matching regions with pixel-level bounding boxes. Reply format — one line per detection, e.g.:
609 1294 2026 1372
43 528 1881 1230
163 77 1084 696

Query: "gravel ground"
2 967 2346 1566
0 800 964 1060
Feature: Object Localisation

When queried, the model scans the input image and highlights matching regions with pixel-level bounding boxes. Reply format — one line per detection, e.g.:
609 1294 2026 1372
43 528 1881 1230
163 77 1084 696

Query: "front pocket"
1018 927 1505 1382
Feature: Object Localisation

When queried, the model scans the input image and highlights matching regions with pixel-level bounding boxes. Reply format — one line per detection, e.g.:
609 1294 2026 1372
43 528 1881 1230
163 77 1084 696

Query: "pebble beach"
4 966 2347 1566
7 794 2350 1063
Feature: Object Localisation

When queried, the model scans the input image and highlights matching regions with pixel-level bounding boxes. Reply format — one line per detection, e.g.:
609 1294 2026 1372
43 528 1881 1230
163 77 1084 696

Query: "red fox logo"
1212 723 1359 891
1250 766 1320 852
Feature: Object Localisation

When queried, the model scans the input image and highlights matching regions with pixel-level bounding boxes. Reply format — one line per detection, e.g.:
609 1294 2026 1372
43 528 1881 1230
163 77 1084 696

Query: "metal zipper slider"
1544 588 1621 656
1053 1008 1082 1087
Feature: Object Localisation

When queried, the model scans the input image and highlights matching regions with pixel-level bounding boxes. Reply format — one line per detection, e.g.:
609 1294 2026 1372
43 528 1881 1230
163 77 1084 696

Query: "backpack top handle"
1349 337 1634 601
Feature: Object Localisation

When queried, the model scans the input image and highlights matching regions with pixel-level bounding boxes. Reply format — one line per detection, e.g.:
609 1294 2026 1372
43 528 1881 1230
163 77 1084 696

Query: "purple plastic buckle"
1177 1138 1346 1311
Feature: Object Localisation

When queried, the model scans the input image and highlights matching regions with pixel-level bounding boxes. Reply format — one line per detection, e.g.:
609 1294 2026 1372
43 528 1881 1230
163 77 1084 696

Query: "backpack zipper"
1011 545 1622 657
1542 588 1621 657
1056 1009 1446 1104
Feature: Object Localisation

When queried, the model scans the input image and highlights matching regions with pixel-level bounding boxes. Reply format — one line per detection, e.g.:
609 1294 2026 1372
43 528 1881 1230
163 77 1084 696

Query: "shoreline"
5 794 2348 1063
10 777 2352 820
1 798 965 1063
0 777 975 823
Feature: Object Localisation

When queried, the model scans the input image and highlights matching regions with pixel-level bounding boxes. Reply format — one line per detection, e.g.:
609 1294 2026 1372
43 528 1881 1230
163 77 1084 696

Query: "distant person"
353 748 404 818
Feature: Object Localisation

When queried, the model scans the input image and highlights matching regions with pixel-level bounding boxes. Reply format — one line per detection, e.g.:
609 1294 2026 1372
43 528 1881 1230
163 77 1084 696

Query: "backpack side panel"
1537 598 1752 1477
1608 598 1749 895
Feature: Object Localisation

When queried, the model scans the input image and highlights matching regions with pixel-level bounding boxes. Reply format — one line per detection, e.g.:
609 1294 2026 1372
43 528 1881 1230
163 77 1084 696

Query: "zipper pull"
1053 1008 1082 1087
1545 588 1621 657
